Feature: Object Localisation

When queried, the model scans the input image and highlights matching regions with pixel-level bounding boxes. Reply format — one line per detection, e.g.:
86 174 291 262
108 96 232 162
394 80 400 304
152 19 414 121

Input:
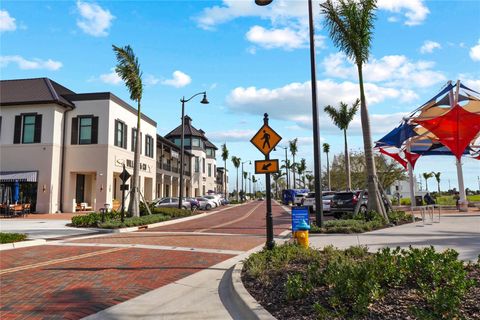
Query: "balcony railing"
162 163 171 171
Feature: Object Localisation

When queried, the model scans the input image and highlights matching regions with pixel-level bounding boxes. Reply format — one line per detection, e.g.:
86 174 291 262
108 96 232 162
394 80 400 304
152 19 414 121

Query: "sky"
1 0 479 192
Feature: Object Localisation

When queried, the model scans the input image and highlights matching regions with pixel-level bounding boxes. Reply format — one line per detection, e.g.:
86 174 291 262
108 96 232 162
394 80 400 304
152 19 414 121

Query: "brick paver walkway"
0 201 290 320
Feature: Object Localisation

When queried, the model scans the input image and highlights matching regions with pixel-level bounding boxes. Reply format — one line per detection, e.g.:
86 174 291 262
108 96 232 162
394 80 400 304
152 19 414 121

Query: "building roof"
156 134 193 157
165 115 218 150
0 78 75 108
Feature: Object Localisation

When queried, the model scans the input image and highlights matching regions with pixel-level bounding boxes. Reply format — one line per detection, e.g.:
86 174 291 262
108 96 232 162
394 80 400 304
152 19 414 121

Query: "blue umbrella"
12 180 20 203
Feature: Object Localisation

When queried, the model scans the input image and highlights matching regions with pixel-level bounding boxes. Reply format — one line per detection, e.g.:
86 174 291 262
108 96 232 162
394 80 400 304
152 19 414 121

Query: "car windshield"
323 195 334 200
334 193 354 200
306 193 315 198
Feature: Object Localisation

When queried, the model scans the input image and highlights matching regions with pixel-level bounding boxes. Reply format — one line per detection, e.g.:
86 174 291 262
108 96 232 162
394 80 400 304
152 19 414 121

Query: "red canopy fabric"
379 148 408 170
415 104 480 159
404 151 421 169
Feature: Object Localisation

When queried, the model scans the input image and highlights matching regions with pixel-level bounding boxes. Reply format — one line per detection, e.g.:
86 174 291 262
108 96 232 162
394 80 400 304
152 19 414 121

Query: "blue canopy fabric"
410 139 471 156
376 122 417 148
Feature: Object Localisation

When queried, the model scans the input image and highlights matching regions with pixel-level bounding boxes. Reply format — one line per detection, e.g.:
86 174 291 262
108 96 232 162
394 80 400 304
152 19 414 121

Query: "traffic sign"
119 167 131 182
250 124 282 155
255 159 279 174
292 206 310 232
120 184 129 191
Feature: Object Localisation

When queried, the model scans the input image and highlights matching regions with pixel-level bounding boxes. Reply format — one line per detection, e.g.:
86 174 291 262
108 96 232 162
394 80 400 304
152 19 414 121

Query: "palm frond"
112 44 143 102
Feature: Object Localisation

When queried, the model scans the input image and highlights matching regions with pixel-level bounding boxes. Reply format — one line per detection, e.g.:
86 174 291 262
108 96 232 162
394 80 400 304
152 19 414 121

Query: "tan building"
0 78 156 213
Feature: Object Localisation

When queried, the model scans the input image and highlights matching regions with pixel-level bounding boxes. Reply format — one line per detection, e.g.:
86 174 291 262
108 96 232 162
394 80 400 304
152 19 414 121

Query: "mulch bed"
242 262 480 320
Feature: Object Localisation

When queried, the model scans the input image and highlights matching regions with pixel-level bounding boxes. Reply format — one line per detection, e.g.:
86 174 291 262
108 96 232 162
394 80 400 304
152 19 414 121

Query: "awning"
0 171 38 182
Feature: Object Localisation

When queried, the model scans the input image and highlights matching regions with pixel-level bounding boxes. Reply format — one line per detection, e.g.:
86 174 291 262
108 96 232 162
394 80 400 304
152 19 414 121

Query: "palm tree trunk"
437 181 440 194
425 178 428 191
236 167 239 201
292 156 296 189
344 129 351 191
128 100 141 217
357 64 386 218
327 151 331 190
224 160 227 199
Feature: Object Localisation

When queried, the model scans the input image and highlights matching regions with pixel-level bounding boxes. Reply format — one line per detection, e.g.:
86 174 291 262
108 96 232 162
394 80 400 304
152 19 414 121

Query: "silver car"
154 197 192 210
196 197 216 210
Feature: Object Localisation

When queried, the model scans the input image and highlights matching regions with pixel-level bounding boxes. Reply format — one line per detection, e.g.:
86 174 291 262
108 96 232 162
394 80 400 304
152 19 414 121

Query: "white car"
294 193 308 206
204 195 221 207
195 197 217 210
302 192 335 214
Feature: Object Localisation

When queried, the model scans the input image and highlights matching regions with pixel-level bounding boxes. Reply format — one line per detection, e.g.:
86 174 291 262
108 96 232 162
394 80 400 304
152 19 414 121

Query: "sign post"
119 164 131 223
250 113 282 250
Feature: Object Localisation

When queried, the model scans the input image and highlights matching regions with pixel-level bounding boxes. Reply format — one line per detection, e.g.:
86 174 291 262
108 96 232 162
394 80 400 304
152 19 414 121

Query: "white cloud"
0 10 16 32
0 55 62 70
76 1 114 37
377 0 430 26
469 40 480 62
226 79 414 135
420 40 441 54
99 68 122 85
208 129 256 142
161 70 192 88
322 53 445 88
246 25 306 50
144 74 160 86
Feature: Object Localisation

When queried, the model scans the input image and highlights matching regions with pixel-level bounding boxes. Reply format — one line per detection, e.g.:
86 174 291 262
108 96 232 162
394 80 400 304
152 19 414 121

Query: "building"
156 134 193 199
216 167 228 195
0 78 156 213
165 116 218 196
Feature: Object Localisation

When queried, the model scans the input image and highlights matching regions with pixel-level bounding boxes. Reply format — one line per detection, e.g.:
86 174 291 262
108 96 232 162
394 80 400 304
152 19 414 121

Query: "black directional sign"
119 167 131 182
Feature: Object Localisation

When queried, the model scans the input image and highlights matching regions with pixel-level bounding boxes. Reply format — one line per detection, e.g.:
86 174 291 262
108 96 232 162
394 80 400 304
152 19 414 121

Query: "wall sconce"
100 184 104 192
42 185 46 192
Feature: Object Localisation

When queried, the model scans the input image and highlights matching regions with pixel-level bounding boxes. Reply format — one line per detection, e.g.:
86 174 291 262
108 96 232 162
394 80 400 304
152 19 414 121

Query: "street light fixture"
256 0 323 226
178 92 209 209
241 160 251 201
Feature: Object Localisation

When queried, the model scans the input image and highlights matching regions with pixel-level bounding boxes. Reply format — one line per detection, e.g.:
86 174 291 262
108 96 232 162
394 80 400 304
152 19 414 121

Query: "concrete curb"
231 262 276 320
0 239 47 251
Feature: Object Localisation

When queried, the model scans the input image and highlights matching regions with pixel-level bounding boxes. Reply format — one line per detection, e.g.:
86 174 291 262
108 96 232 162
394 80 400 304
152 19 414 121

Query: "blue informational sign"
292 206 310 231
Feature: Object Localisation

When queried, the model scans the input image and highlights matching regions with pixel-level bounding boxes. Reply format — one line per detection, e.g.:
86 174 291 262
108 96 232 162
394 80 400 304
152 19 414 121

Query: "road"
0 201 291 320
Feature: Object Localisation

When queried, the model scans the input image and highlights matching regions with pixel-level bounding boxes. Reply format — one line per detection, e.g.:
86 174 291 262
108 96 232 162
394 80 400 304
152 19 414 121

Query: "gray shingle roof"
165 115 217 150
0 78 75 108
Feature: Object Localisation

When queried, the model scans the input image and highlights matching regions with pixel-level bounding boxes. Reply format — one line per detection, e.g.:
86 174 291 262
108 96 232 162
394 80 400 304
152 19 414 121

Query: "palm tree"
243 171 248 198
281 159 293 189
323 143 331 190
221 143 229 199
324 100 359 191
321 0 386 218
231 156 241 201
289 138 298 188
271 172 285 198
305 174 315 190
432 172 441 194
423 172 434 191
113 45 143 217
296 158 307 188
252 175 257 197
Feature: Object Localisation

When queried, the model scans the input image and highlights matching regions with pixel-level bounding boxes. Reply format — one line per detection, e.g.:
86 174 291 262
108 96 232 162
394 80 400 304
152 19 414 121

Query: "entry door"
76 174 85 203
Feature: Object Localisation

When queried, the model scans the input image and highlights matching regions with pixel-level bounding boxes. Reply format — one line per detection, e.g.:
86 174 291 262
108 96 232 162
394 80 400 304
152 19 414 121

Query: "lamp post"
255 0 323 226
241 160 251 201
275 146 289 189
178 92 209 209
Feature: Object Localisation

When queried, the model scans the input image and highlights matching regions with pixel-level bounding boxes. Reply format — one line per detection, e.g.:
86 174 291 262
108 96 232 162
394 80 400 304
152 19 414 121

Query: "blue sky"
1 0 479 191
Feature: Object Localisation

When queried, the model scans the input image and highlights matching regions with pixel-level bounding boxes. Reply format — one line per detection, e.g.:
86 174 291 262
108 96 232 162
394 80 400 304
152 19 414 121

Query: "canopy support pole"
406 143 416 211
450 80 468 211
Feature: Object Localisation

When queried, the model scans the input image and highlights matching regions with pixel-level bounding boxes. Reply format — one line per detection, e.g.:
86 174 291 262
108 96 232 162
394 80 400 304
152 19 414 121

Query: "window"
145 135 154 158
131 128 142 153
114 120 127 149
206 148 214 157
192 138 201 147
14 114 42 144
208 164 212 177
71 116 98 145
202 158 205 174
195 157 200 173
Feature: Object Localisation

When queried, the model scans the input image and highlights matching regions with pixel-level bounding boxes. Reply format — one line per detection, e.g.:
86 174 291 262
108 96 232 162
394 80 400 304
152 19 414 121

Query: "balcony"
162 163 171 171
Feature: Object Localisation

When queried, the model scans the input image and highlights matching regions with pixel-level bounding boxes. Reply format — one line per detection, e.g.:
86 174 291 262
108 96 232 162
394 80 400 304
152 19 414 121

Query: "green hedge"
0 232 28 244
98 214 170 228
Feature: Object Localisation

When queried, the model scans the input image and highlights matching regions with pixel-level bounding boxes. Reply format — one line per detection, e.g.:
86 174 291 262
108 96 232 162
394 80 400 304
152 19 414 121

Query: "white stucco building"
0 78 156 213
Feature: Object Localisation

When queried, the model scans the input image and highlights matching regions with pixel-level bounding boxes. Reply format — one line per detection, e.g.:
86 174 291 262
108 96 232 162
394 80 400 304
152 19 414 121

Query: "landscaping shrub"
71 211 121 227
98 214 170 228
387 210 414 225
152 207 193 218
310 219 384 234
243 244 477 320
0 232 27 244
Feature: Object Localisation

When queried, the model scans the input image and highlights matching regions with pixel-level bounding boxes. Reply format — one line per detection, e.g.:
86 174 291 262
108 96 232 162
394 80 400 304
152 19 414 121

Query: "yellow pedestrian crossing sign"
250 124 282 155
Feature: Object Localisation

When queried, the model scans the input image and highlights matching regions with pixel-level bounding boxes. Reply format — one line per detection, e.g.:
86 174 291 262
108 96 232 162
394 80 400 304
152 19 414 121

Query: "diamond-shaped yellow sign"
250 124 282 155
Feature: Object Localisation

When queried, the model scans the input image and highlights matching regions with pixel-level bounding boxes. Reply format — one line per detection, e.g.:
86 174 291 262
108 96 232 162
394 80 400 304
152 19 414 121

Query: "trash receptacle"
415 196 423 206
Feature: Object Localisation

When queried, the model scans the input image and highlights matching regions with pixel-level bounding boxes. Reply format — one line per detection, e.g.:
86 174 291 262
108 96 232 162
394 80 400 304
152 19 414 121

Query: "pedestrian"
454 192 460 210
423 192 435 205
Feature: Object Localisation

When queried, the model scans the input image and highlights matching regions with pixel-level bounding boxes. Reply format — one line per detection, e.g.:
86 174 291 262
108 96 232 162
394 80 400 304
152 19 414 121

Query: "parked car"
302 192 335 214
154 197 193 210
294 192 309 206
220 198 230 205
330 191 368 218
196 197 217 210
204 195 221 207
282 189 309 205
185 197 200 211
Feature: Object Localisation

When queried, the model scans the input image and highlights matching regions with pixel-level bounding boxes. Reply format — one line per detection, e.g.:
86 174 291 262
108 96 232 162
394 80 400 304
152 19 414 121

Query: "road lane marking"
0 247 125 275
195 202 263 233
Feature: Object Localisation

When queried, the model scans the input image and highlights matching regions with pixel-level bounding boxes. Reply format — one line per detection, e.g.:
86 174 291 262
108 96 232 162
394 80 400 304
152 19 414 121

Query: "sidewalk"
309 212 480 261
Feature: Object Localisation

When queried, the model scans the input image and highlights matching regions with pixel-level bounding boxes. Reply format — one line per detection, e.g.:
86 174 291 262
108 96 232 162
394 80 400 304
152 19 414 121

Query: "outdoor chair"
22 203 31 217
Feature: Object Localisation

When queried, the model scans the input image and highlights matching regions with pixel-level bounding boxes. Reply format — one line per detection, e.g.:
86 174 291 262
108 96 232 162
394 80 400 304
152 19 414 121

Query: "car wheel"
359 205 367 214
206 204 212 210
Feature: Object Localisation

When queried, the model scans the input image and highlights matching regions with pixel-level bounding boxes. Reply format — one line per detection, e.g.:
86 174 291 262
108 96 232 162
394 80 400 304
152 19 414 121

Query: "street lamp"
275 146 290 189
256 0 323 226
241 160 251 201
178 92 209 209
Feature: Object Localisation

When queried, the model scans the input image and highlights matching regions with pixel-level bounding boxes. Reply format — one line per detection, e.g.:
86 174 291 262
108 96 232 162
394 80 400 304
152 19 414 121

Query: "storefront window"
79 117 92 144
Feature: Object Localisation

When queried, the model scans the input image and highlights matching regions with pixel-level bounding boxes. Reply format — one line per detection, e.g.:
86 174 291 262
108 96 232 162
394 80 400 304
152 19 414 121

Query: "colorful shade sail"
414 104 480 159
379 148 408 170
404 151 421 169
376 122 417 148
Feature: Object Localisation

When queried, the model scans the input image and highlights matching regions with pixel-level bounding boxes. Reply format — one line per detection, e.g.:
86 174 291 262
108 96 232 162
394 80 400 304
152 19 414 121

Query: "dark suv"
330 191 368 218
